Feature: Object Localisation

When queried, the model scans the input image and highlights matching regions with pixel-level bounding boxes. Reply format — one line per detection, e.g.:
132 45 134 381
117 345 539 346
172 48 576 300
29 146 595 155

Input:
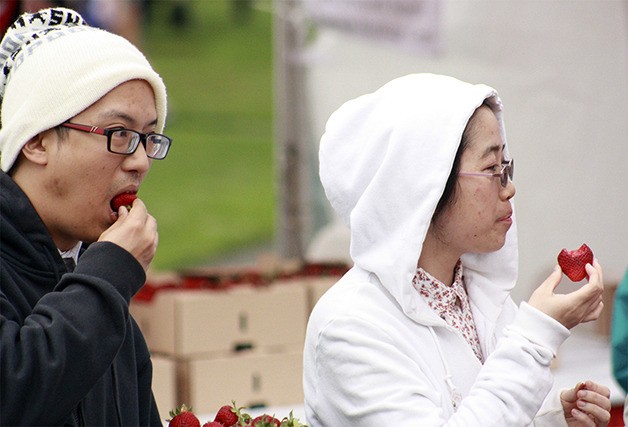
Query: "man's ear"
20 130 56 166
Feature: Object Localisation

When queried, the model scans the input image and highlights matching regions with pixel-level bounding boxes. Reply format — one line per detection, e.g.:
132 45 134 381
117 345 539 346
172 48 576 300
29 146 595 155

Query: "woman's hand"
528 260 604 329
561 381 611 426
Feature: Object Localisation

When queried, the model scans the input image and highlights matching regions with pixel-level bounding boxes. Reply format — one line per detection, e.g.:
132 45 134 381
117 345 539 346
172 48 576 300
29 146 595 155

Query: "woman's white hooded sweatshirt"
303 74 570 427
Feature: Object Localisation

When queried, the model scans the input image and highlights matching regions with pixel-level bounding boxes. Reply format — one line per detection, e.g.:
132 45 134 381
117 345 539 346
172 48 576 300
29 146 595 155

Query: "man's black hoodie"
0 171 161 426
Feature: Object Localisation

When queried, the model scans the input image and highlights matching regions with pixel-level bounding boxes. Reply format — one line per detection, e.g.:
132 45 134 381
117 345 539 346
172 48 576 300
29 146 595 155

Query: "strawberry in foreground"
244 409 306 427
265 411 307 427
212 404 240 426
168 404 200 427
557 243 594 282
250 414 281 427
111 192 137 211
168 403 308 427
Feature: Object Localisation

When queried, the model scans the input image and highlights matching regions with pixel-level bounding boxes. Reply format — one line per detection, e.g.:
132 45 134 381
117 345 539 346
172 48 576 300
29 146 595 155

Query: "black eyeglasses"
459 158 514 188
60 122 172 160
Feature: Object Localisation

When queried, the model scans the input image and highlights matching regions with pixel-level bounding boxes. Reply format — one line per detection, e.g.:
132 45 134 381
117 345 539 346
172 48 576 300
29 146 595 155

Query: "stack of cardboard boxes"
131 264 345 419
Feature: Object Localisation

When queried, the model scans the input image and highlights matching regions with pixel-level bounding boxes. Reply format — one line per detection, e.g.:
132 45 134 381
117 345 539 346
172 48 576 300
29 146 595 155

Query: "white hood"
319 73 518 323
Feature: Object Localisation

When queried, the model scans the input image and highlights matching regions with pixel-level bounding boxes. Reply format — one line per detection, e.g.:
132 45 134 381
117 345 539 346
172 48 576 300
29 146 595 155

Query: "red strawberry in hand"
557 243 594 282
111 192 137 212
202 423 224 427
213 404 239 426
168 404 200 427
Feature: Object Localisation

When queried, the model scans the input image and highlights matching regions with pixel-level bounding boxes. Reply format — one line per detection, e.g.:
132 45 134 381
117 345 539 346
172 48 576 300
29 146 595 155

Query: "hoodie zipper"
67 402 84 426
111 363 123 425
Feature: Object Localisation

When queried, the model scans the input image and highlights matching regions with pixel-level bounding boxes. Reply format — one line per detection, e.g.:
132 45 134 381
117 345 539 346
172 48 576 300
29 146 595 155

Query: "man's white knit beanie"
0 7 167 172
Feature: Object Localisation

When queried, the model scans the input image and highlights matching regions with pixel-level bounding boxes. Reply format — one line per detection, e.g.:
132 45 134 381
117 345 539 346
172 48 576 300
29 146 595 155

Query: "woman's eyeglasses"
458 158 514 188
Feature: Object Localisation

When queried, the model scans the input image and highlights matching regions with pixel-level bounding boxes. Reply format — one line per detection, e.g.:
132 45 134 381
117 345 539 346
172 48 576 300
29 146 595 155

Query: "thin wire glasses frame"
60 122 172 160
459 158 514 187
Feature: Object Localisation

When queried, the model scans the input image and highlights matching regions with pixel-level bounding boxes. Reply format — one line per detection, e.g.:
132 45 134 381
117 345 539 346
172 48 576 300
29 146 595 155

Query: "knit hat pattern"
0 7 167 171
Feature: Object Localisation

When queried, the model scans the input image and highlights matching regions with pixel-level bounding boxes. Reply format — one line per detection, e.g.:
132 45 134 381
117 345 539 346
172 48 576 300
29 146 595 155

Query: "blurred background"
2 0 277 271
3 0 625 302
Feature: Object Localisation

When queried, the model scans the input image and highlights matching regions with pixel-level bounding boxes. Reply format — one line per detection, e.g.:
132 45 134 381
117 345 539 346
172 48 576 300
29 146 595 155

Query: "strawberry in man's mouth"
110 193 137 212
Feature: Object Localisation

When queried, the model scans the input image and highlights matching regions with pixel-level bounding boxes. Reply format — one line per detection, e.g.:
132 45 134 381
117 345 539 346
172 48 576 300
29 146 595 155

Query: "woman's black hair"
433 138 467 220
432 101 490 220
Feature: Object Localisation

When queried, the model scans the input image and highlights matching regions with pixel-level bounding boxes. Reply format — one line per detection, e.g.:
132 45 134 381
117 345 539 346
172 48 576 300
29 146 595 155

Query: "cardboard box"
152 355 177 420
178 348 304 415
131 282 308 357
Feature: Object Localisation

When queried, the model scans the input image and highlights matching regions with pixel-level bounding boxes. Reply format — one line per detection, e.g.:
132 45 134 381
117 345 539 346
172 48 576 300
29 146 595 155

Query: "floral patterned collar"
412 260 484 362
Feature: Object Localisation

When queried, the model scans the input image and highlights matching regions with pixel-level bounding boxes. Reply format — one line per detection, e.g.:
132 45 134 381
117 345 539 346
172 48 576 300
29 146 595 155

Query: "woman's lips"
499 213 513 224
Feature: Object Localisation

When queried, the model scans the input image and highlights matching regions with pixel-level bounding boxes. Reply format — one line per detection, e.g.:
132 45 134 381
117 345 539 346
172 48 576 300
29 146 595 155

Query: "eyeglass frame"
458 158 514 188
59 122 172 160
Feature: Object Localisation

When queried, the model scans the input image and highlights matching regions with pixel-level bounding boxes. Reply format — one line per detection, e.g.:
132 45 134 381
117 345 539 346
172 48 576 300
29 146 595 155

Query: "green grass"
139 0 275 270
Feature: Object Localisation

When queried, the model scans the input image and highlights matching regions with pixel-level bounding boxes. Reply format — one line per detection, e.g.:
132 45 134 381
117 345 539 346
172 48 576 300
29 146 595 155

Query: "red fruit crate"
609 404 625 427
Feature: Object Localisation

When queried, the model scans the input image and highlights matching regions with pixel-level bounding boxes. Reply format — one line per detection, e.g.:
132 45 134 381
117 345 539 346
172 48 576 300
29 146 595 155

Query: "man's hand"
561 381 611 426
98 198 158 271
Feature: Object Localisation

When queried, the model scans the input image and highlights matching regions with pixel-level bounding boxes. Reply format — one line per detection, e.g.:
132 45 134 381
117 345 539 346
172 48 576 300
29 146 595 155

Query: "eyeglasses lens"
146 135 170 159
501 160 514 187
110 130 138 154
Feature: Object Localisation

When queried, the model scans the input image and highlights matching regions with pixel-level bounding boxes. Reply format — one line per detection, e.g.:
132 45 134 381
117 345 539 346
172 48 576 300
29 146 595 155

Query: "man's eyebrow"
100 110 158 128
100 110 134 123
